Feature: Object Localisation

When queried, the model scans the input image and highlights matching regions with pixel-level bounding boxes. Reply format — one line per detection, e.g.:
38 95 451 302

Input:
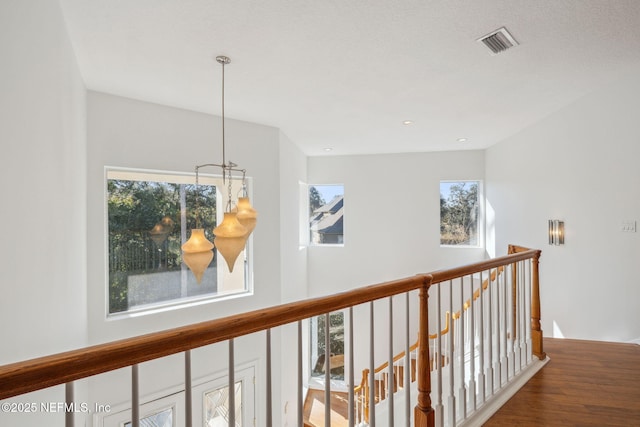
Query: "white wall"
307 151 487 375
87 90 283 340
0 0 87 425
86 91 286 425
486 68 640 343
308 151 487 294
278 131 308 427
279 132 308 304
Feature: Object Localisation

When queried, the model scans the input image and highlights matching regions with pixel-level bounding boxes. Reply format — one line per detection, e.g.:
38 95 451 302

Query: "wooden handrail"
0 275 429 401
0 245 543 427
429 248 539 284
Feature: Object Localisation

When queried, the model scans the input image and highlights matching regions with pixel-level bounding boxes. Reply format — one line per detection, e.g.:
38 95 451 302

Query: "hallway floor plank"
484 338 640 426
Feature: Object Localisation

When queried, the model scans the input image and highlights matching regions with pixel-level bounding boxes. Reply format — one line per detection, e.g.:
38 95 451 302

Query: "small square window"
440 181 480 247
308 185 344 245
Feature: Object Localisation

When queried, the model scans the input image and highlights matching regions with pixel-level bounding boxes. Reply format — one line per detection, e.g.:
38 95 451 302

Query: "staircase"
304 247 547 426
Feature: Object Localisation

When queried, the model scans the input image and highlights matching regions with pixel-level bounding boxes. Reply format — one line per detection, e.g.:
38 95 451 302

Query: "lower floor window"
124 407 172 427
100 366 254 427
310 311 345 381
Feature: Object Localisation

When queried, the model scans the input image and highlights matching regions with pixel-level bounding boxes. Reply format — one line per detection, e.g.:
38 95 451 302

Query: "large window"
440 181 480 246
106 168 250 315
308 184 344 245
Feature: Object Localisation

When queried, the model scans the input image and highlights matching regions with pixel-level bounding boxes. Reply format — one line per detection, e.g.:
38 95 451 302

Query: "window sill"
106 289 252 320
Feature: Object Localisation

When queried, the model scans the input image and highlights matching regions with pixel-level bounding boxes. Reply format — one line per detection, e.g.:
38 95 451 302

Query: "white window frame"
105 167 254 318
192 365 255 427
98 388 184 427
307 184 345 247
439 180 483 248
95 364 256 427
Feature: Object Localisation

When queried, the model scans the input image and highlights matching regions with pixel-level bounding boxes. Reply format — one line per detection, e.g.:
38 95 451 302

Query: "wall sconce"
548 220 565 245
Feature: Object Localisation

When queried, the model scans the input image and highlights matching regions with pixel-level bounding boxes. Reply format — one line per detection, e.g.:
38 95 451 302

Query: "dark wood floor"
484 338 640 426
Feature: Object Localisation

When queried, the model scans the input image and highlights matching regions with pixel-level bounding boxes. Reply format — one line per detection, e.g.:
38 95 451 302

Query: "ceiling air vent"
478 27 518 55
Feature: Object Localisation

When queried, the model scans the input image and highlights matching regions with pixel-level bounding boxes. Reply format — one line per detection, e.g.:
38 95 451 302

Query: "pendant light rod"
193 164 246 177
216 55 231 169
181 53 257 278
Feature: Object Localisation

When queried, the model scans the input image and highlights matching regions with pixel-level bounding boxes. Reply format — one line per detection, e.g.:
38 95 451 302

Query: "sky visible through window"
440 181 457 200
313 184 343 202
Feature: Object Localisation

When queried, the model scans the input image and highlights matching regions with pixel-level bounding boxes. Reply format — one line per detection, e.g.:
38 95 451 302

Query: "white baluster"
519 261 526 365
507 264 515 380
447 280 456 427
435 284 444 426
229 339 235 427
493 269 503 390
266 329 272 427
405 293 411 427
185 351 192 427
298 321 303 427
519 261 526 370
388 297 394 425
132 364 139 427
369 302 376 427
324 313 331 427
485 270 494 398
467 275 476 413
500 268 508 385
65 382 74 427
457 278 466 421
349 307 355 427
477 271 485 406
514 262 522 373
525 260 533 364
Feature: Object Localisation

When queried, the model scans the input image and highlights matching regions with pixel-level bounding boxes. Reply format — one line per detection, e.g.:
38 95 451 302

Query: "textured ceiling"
59 0 640 155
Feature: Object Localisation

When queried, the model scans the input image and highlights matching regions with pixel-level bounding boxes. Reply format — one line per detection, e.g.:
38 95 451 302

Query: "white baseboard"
628 338 640 345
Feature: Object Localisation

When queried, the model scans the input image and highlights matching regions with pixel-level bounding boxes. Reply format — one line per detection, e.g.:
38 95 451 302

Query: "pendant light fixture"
181 169 214 283
181 55 258 279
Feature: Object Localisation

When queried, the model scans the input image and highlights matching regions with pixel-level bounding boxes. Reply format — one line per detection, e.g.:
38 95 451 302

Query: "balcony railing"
0 245 545 427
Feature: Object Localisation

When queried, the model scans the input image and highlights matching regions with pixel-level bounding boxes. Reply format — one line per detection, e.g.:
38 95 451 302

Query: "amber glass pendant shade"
149 216 174 246
181 229 214 283
182 251 214 283
235 197 258 236
213 212 247 272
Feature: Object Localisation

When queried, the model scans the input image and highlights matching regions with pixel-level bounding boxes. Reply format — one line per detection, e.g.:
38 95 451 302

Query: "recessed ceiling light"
457 138 468 143
402 120 414 125
323 147 333 152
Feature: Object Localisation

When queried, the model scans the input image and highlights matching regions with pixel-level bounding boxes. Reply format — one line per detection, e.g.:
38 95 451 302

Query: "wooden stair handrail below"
428 248 539 284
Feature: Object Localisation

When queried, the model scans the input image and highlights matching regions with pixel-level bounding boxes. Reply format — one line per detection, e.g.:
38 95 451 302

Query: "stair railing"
421 245 545 426
352 246 544 427
353 265 505 425
0 246 543 427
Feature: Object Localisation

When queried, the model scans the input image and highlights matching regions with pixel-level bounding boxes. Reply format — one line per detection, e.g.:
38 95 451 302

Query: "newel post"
531 250 546 360
414 275 435 427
